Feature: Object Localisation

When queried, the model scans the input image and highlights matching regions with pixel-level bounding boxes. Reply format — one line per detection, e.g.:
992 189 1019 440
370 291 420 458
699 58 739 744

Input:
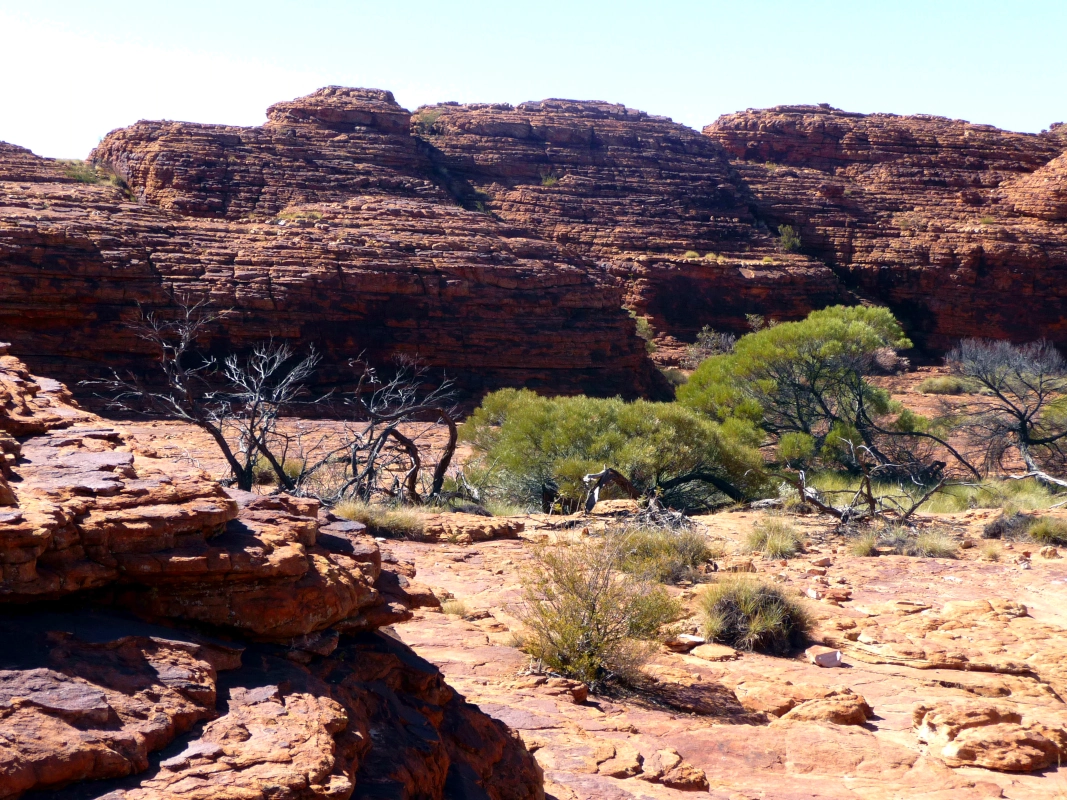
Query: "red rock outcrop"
415 99 846 340
705 105 1067 351
0 352 543 799
0 90 666 400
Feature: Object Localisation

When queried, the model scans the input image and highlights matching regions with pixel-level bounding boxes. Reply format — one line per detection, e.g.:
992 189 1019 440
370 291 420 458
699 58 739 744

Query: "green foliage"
58 159 102 183
413 108 442 135
678 305 914 470
744 517 803 559
683 250 701 259
699 576 810 655
1027 516 1067 545
252 455 303 485
918 375 975 395
778 431 815 467
277 208 323 222
540 171 559 187
332 500 426 538
660 367 688 388
616 525 721 584
628 310 657 353
517 535 681 686
778 225 801 252
461 389 766 511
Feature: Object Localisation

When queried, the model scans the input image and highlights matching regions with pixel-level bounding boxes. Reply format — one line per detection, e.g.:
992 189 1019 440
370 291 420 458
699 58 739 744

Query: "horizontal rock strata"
705 105 1067 351
0 352 543 799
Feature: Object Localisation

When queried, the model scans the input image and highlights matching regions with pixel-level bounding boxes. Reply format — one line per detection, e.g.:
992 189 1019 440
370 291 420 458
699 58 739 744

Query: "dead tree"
89 300 318 491
947 338 1067 485
293 358 458 505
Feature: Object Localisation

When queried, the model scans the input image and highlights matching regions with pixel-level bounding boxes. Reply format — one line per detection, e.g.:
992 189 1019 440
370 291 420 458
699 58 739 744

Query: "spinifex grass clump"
517 534 680 687
744 517 803 559
909 531 958 559
333 500 426 539
848 531 879 557
618 525 720 584
1027 516 1067 546
699 576 810 655
917 376 976 395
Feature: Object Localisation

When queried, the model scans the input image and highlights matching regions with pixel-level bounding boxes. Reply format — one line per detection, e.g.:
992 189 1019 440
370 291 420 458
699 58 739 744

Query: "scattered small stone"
810 556 832 567
689 643 740 662
805 645 843 668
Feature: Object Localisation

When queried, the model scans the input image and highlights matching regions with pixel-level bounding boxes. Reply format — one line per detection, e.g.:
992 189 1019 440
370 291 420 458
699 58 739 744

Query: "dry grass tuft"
332 500 426 539
699 576 810 655
745 517 803 559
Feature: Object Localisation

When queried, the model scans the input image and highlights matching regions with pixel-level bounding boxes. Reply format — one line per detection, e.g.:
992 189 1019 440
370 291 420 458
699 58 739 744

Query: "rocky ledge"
0 345 543 799
705 105 1067 351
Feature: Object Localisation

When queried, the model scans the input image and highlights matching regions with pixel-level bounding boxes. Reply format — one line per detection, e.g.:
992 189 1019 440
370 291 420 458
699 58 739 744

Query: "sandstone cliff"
0 346 543 799
705 105 1067 351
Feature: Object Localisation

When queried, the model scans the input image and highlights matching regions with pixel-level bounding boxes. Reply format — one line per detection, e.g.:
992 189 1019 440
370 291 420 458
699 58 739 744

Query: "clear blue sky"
2 0 1065 158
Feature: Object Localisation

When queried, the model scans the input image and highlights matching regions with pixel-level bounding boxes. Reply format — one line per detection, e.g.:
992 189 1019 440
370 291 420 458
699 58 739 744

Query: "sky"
1 0 1065 158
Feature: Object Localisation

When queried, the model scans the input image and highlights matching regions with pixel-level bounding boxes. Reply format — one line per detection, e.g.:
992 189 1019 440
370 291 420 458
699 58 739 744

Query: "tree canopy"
460 389 766 511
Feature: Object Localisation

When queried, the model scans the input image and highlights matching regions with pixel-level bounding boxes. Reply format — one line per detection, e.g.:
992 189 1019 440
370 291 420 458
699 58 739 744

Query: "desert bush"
980 541 1003 562
617 525 718 584
660 367 688 388
744 517 802 559
848 531 879 557
778 224 802 252
540 173 559 187
412 108 442 135
677 306 941 477
58 159 102 183
917 375 975 395
253 455 303 486
778 431 816 468
333 500 426 538
461 389 766 512
681 326 737 369
982 512 1033 540
627 311 657 353
441 599 469 617
699 576 810 655
908 531 958 558
517 535 681 686
1027 516 1067 545
683 250 700 259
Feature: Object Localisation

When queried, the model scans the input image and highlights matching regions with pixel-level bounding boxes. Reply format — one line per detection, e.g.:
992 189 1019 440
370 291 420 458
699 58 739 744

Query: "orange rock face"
0 352 543 799
705 105 1067 351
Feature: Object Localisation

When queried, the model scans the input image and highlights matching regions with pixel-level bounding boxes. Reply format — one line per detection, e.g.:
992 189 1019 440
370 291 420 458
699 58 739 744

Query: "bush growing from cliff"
461 389 766 512
517 534 681 686
699 576 810 655
778 225 801 252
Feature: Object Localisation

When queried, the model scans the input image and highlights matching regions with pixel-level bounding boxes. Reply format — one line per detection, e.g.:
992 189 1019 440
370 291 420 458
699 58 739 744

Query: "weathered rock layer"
705 105 1067 351
0 350 543 800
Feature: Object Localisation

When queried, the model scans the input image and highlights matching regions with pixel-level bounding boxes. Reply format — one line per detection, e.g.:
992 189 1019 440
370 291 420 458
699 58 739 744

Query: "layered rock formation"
705 105 1067 351
0 89 665 400
0 348 543 799
413 99 845 339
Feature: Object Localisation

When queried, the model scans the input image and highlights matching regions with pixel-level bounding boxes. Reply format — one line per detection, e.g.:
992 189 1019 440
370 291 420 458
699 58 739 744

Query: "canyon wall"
704 106 1067 351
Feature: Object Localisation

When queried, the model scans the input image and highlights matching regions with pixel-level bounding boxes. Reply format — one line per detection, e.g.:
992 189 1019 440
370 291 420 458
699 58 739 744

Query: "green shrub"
778 432 815 467
983 512 1033 540
540 173 559 187
252 455 303 485
517 535 681 686
699 576 810 654
413 108 442 135
683 250 700 259
58 159 101 183
461 389 766 511
677 306 912 469
332 500 426 538
1028 516 1067 545
660 367 688 388
617 525 720 584
744 517 802 559
778 224 801 252
917 375 974 395
628 311 657 353
848 532 879 557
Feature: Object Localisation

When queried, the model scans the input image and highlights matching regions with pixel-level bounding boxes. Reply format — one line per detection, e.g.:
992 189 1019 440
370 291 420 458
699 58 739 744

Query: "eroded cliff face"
0 88 665 400
0 347 543 800
704 105 1067 351
413 99 846 340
